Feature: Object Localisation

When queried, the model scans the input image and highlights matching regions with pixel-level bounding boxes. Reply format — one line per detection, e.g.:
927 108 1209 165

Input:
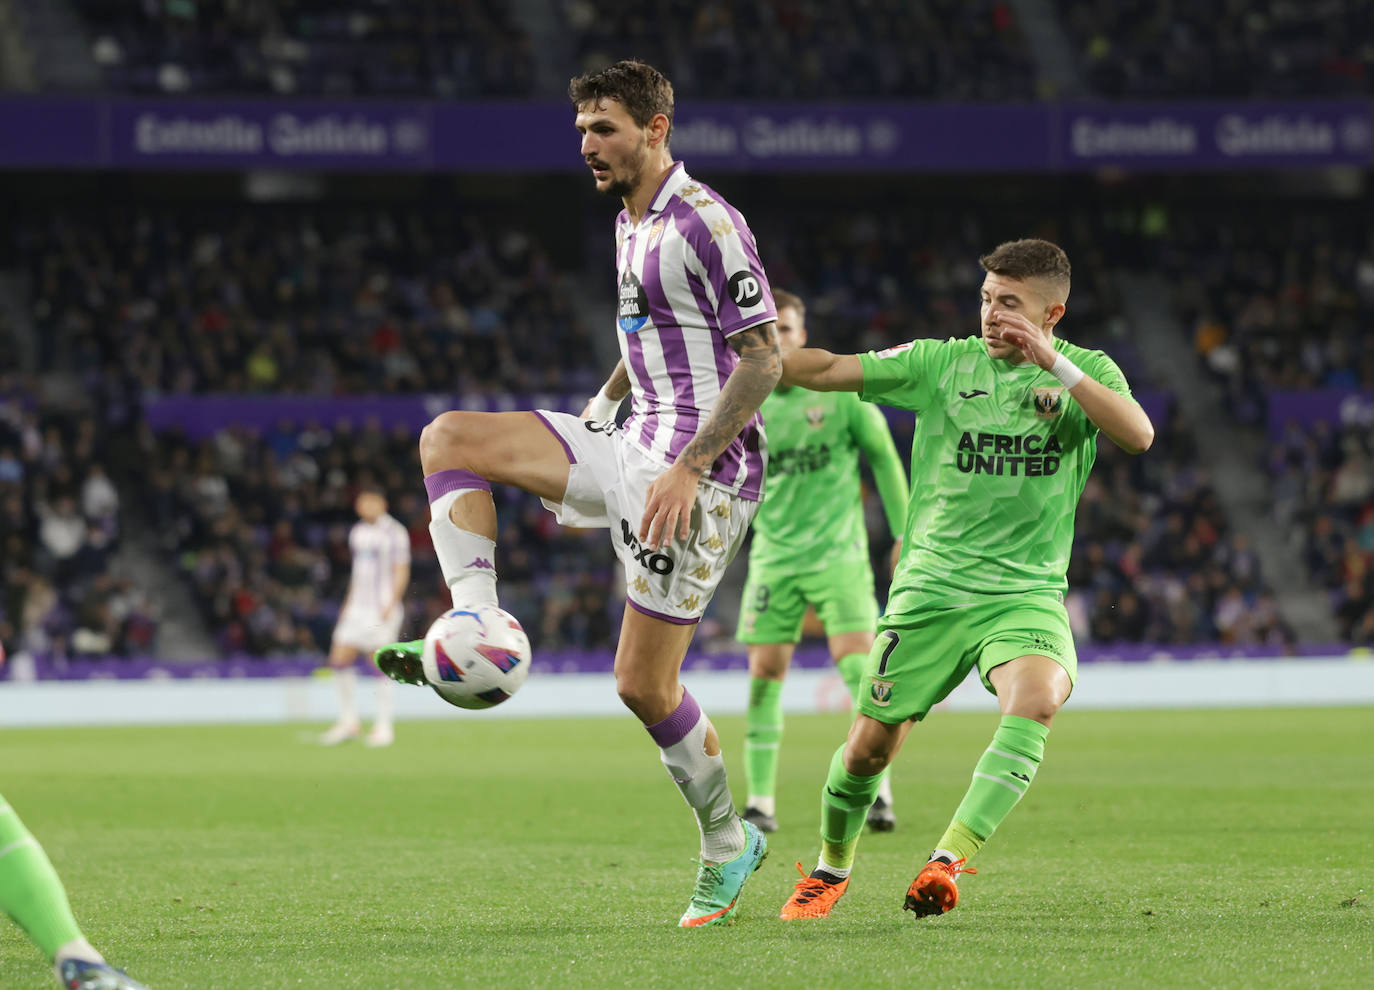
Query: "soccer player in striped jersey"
735 290 909 834
373 60 779 927
320 486 410 748
776 239 1154 921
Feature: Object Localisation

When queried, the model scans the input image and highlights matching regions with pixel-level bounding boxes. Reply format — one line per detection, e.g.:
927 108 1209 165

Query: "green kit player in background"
2 649 148 989
776 239 1154 921
736 289 909 834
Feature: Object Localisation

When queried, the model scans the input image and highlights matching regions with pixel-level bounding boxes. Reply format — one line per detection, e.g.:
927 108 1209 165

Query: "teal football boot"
678 820 769 928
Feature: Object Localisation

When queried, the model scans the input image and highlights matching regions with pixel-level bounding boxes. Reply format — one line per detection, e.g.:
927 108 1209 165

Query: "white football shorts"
533 410 756 624
331 606 404 654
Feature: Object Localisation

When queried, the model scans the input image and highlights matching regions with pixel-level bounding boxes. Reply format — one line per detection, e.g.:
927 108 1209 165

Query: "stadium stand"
560 0 1039 100
4 189 1297 657
0 370 159 660
61 0 534 96
15 205 601 396
1055 0 1374 98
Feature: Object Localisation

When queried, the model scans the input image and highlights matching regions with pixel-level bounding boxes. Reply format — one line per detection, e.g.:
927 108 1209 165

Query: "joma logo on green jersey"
956 431 1062 477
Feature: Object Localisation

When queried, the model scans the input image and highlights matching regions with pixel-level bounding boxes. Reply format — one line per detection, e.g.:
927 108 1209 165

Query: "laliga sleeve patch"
727 271 764 308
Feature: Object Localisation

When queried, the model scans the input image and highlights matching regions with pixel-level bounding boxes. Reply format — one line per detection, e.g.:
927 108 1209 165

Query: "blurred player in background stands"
320 486 409 748
775 239 1154 920
735 289 908 833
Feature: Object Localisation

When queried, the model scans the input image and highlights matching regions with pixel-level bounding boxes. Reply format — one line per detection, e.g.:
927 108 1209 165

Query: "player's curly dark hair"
979 239 1071 295
569 60 675 143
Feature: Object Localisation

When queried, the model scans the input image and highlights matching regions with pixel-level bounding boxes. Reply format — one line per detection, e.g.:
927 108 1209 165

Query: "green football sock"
744 677 785 803
819 745 884 870
936 715 1049 862
835 651 867 701
0 795 86 961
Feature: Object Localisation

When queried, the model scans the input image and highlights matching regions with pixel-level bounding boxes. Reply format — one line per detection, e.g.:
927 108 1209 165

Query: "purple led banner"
4 97 1372 172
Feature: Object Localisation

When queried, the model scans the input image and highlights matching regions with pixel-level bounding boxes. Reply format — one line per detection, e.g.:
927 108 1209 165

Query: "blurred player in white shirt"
321 487 410 747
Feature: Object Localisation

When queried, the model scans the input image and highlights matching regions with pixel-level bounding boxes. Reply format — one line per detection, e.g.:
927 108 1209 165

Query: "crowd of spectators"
1068 405 1292 647
24 0 1374 102
16 205 602 398
1270 417 1374 642
5 193 1312 658
1056 0 1372 98
136 416 618 656
65 0 533 97
562 0 1038 100
1153 203 1374 428
0 367 158 663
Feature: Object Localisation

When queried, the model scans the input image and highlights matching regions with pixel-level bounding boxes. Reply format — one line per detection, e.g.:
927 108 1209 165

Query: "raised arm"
994 310 1154 454
640 322 781 549
781 347 864 392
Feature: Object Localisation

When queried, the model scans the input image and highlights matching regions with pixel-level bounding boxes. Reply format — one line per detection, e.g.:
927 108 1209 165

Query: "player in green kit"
735 290 909 834
776 239 1154 921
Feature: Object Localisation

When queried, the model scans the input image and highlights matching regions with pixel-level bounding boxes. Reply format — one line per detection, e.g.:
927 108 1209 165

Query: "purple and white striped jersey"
343 513 409 615
613 162 775 501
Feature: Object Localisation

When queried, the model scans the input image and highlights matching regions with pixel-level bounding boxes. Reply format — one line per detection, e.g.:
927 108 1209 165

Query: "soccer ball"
421 605 532 710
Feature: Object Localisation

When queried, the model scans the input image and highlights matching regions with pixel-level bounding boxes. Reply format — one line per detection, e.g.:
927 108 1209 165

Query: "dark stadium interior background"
0 0 1370 671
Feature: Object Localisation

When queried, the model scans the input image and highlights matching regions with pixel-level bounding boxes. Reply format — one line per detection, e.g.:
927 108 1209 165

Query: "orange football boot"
779 862 850 920
903 857 977 916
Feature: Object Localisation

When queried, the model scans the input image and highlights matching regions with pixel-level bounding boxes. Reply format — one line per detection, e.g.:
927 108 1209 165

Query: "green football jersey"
750 387 905 573
858 334 1133 613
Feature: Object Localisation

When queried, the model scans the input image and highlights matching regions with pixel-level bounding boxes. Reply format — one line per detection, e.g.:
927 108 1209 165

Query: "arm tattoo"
677 322 781 475
604 360 631 401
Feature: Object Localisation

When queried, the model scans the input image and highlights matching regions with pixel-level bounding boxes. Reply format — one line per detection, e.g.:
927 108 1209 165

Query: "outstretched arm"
640 322 781 549
993 310 1154 454
852 402 909 544
781 347 864 392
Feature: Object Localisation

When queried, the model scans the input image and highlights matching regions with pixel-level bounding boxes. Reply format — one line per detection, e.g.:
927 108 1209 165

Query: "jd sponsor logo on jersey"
727 271 764 308
956 432 1062 477
869 678 895 707
617 270 650 333
1032 386 1065 419
619 519 676 574
806 405 826 428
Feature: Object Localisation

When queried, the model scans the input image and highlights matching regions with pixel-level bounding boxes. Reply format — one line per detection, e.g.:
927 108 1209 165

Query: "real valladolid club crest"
1032 386 1065 419
806 405 826 428
647 218 666 251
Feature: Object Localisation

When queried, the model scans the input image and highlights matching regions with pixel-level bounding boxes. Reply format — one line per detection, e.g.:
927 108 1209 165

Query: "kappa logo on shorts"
630 576 651 594
708 502 731 519
869 678 895 707
689 563 713 580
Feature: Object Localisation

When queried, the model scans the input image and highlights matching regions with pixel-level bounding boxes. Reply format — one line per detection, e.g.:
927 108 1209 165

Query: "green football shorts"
736 557 879 644
857 594 1077 723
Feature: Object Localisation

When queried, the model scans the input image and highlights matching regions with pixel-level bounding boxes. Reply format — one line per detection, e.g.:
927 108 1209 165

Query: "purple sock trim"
424 469 490 503
646 689 703 748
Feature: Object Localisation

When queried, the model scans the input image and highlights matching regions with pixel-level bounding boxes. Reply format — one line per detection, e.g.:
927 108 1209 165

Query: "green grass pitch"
2 706 1370 989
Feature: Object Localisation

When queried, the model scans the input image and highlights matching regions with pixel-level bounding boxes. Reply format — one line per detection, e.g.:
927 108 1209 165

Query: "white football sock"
746 795 776 816
334 668 358 723
373 676 394 731
650 693 745 863
429 489 499 608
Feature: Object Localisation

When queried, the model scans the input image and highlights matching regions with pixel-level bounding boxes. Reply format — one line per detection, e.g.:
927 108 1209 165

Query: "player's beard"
598 140 649 199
